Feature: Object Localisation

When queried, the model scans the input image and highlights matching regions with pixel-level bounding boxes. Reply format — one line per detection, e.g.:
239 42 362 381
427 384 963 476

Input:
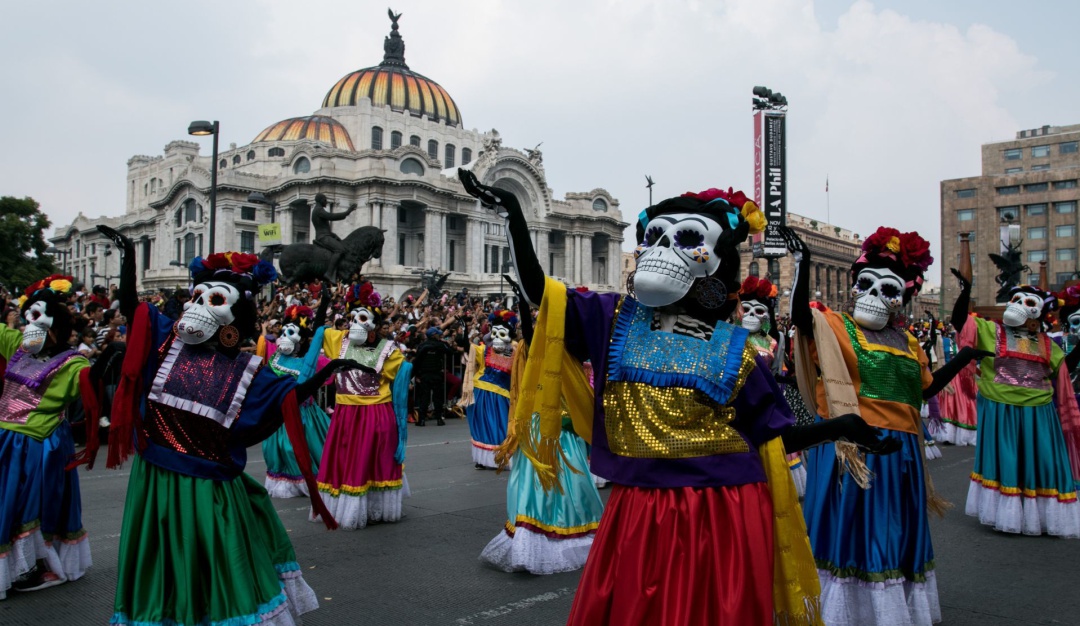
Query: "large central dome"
322 11 461 127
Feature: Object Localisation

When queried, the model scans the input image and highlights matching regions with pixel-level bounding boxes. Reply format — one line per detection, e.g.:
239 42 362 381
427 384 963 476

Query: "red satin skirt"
566 483 774 626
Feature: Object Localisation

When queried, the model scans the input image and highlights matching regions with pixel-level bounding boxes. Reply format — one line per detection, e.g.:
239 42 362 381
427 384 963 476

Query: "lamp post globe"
188 120 220 254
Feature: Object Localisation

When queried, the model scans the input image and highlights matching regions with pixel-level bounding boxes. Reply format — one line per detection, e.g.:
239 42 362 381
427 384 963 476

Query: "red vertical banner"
751 110 764 256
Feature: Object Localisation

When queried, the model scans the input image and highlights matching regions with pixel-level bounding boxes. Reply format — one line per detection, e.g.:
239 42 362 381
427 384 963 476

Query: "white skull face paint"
177 281 239 345
1068 312 1080 336
277 323 302 355
633 213 724 308
740 299 770 334
1003 291 1043 328
349 308 376 345
491 324 513 354
851 268 905 331
21 301 53 355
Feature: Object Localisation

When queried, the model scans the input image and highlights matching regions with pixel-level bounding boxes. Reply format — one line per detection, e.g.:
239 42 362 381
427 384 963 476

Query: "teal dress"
479 415 605 574
262 326 332 498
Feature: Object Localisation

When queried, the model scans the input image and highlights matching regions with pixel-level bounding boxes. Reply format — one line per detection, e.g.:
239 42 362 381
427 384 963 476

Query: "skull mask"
277 323 303 356
633 213 723 307
1067 311 1080 337
851 268 905 331
491 324 513 355
740 299 770 334
348 308 376 345
1003 290 1043 328
21 300 54 355
177 281 239 345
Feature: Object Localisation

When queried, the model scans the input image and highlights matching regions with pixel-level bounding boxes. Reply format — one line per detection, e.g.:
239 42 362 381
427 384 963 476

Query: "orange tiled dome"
252 115 355 150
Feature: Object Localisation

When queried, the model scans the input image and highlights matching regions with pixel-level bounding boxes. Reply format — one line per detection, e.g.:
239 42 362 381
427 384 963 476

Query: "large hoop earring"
625 271 637 299
694 277 727 310
218 325 239 348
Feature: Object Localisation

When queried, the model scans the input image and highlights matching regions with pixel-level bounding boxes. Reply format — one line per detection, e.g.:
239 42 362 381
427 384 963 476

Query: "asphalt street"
1 419 1076 626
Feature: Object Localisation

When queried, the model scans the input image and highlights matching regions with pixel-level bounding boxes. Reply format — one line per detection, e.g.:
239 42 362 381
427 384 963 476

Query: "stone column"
466 217 481 275
424 209 442 270
278 206 293 247
382 203 399 269
534 228 549 276
368 202 383 267
568 234 578 283
610 239 621 286
579 236 593 285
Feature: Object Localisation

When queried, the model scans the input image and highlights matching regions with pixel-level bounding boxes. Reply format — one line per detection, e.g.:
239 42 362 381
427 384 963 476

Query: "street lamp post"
44 246 70 274
188 120 220 255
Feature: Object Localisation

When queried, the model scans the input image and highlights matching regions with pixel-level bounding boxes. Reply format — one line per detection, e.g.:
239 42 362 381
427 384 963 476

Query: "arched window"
174 207 183 228
400 158 425 176
592 198 608 211
247 150 256 161
767 258 780 279
427 139 439 160
219 159 227 169
409 135 421 147
462 148 472 165
232 154 241 165
748 261 760 277
390 131 402 149
444 144 455 168
293 157 311 174
268 147 285 157
371 126 383 150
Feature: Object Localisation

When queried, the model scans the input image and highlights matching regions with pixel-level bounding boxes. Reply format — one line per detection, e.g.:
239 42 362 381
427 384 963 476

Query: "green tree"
0 196 56 293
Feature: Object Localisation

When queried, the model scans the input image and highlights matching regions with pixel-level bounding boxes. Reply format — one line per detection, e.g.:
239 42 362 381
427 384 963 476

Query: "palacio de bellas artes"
48 14 627 298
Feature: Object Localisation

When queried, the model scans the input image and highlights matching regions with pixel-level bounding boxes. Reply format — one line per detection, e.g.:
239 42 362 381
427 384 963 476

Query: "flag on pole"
825 176 829 193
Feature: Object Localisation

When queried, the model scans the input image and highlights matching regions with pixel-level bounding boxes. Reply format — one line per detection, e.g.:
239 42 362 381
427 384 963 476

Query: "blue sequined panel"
607 298 749 406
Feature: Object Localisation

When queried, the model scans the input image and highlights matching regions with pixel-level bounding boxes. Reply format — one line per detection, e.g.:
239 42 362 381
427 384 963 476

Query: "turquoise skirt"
966 395 1080 537
262 399 330 498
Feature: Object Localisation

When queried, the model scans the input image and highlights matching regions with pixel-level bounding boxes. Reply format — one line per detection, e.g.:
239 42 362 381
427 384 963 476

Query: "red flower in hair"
898 232 933 272
203 253 231 270
862 227 901 255
682 188 725 203
727 189 750 209
740 276 773 301
231 253 259 273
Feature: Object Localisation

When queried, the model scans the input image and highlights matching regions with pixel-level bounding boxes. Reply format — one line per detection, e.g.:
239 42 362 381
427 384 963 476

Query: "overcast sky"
3 0 1076 285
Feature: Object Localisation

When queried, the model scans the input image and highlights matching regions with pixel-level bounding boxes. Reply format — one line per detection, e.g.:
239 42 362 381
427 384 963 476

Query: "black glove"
780 226 810 262
950 268 971 293
296 359 375 402
781 413 902 455
458 169 521 218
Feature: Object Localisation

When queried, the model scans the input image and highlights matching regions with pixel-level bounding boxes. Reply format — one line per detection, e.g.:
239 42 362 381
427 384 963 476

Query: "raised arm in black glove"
923 346 992 399
459 169 545 307
96 225 138 323
949 268 972 334
295 359 372 403
780 226 813 338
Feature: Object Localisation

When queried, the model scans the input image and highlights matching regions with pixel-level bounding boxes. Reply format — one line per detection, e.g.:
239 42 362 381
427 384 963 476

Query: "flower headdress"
189 252 277 298
346 281 383 316
1057 284 1080 319
851 227 934 301
19 274 75 308
283 305 315 328
488 309 518 329
739 276 776 302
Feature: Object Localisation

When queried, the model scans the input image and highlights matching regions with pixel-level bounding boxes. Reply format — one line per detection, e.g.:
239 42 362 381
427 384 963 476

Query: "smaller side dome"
252 115 355 151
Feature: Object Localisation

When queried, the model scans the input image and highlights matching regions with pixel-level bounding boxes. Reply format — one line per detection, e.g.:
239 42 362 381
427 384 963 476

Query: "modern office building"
941 124 1080 312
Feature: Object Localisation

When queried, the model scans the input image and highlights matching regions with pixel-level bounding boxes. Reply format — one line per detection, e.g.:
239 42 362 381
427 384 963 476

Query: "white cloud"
0 0 1054 284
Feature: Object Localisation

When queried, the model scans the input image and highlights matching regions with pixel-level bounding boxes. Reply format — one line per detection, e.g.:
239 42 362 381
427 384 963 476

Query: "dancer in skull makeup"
461 310 518 469
0 275 99 598
460 169 900 626
787 226 988 626
951 274 1080 537
98 226 355 626
479 277 605 575
739 276 809 498
311 282 412 530
257 295 334 498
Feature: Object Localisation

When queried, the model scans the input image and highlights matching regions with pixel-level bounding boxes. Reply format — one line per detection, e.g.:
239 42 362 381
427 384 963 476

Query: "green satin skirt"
112 456 318 625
